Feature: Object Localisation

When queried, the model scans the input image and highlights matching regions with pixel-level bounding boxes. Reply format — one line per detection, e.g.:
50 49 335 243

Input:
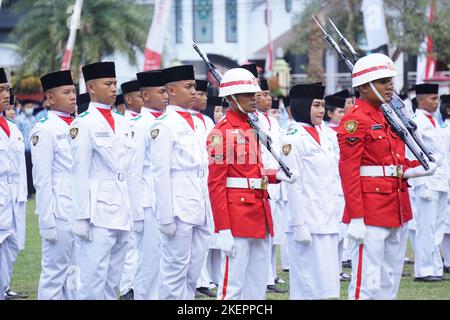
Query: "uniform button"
240 197 245 202
375 187 380 192
379 136 383 139
396 154 400 158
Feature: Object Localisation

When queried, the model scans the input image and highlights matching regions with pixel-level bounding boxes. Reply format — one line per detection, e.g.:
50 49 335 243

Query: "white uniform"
30 111 76 299
282 122 341 300
255 111 283 286
441 119 450 269
0 118 27 300
129 107 163 299
118 108 145 298
151 105 210 300
70 103 141 299
408 110 449 278
191 111 221 291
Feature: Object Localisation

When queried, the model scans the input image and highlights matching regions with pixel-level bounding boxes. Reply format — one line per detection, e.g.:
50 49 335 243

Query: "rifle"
313 16 434 169
180 25 292 178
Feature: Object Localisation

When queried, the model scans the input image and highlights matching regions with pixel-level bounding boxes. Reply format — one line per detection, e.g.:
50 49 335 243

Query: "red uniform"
207 109 278 238
338 98 420 228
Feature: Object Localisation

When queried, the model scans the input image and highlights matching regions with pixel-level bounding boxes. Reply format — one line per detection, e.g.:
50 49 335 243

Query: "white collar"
90 102 112 110
49 110 70 117
170 105 191 113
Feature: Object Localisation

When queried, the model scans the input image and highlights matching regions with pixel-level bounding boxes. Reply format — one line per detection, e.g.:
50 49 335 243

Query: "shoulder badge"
210 135 222 147
31 135 39 146
344 120 358 134
282 144 292 155
151 129 159 139
70 128 79 139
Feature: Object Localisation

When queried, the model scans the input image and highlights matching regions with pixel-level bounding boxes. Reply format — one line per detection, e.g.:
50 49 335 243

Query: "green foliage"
10 0 152 79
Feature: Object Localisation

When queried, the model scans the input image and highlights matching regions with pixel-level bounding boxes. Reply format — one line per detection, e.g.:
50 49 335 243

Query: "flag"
264 0 273 75
416 1 436 84
361 0 389 51
61 0 83 70
143 0 172 71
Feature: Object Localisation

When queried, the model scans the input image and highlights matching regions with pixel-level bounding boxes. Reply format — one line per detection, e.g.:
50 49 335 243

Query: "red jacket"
338 99 420 228
207 109 278 238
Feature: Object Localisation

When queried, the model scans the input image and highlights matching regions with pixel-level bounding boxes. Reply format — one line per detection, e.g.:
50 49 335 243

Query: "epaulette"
76 111 90 118
130 115 142 122
38 116 49 123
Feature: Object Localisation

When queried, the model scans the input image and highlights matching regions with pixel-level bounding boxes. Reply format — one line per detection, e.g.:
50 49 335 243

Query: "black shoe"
401 272 411 278
342 260 352 268
4 289 28 300
282 269 289 273
119 289 134 300
266 285 288 294
414 276 442 282
339 272 351 281
404 257 414 265
196 287 216 298
444 266 450 274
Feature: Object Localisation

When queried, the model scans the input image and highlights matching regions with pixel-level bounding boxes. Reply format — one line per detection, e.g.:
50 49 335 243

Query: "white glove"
347 218 366 243
40 227 57 243
216 229 236 258
403 162 437 179
132 220 144 233
72 219 92 241
276 169 299 184
293 225 312 246
159 222 177 237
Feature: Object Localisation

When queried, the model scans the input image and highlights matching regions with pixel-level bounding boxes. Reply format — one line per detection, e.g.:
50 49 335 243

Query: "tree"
10 0 152 79
288 0 450 80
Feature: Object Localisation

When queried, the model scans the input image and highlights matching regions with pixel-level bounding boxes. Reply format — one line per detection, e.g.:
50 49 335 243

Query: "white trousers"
391 223 409 299
348 225 403 300
134 207 161 300
267 241 277 286
38 219 75 300
75 226 130 300
413 190 447 277
159 218 210 300
0 209 19 301
441 234 450 268
217 236 270 300
288 233 340 300
119 229 142 295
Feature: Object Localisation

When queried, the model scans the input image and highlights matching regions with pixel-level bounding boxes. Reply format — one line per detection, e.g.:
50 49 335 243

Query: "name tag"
56 134 69 140
95 132 110 138
371 124 383 130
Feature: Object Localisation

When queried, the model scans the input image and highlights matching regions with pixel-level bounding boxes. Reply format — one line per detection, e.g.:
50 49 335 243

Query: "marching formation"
0 51 449 300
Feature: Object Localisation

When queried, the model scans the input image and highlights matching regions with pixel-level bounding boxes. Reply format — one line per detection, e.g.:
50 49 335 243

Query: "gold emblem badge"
282 144 292 155
344 120 358 134
210 135 222 147
31 135 39 146
70 128 79 139
151 129 159 139
261 176 268 191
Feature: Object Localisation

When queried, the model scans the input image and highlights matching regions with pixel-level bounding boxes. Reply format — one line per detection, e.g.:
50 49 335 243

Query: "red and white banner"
61 0 83 70
143 0 172 71
264 0 273 75
416 1 436 84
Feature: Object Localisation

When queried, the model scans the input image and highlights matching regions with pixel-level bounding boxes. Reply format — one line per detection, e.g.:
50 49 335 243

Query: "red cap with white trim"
352 53 397 88
219 68 261 97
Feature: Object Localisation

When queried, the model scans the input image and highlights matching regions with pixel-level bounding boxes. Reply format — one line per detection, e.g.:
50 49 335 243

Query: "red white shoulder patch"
344 120 358 134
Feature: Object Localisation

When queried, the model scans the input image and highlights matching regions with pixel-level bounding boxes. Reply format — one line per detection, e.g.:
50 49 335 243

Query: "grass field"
8 197 450 300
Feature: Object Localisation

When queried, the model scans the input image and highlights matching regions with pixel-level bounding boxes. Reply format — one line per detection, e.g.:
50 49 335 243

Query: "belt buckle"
396 165 403 178
118 172 125 182
261 176 268 191
7 176 13 184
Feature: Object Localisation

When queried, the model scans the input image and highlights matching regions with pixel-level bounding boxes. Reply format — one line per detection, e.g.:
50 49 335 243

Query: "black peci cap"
163 65 195 83
195 80 209 92
40 70 74 92
415 83 439 95
121 80 141 95
260 79 269 91
240 64 258 78
82 62 116 82
207 96 223 106
0 68 8 83
136 70 166 88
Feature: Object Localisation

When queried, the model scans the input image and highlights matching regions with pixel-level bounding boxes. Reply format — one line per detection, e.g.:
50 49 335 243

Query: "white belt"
360 165 403 178
171 168 206 178
0 175 15 184
91 171 126 182
226 177 268 190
